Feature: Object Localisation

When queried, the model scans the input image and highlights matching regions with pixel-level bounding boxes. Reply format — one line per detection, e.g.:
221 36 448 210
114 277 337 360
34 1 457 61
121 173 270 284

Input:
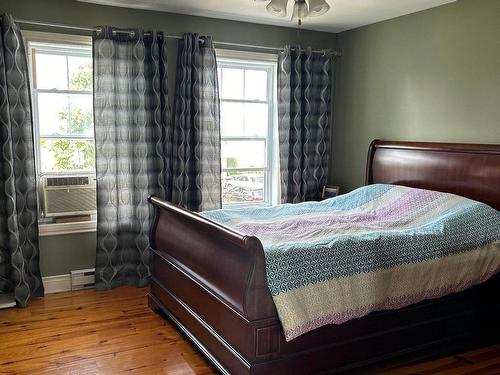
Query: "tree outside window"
47 64 94 171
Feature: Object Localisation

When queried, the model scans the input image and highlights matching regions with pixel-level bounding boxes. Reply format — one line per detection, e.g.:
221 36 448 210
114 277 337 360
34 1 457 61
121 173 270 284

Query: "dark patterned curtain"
278 46 332 203
171 33 221 212
93 27 170 290
0 14 44 306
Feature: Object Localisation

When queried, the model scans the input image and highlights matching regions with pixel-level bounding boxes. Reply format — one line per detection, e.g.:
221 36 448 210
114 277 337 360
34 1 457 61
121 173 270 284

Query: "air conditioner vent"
47 176 90 187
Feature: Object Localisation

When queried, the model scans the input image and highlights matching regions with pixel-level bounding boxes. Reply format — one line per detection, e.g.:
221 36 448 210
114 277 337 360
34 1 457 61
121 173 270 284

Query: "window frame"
216 49 279 207
23 31 97 235
29 40 94 176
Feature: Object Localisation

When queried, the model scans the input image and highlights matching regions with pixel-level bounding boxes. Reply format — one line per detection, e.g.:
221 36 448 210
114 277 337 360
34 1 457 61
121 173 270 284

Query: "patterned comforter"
201 184 500 341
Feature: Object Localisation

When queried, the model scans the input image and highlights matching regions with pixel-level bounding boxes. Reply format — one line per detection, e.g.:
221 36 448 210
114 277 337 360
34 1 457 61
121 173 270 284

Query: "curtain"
93 27 170 290
171 33 221 212
278 46 332 203
0 14 44 306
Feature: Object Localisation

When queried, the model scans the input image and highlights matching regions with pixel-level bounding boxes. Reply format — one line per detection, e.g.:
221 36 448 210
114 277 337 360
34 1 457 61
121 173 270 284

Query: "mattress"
202 184 500 341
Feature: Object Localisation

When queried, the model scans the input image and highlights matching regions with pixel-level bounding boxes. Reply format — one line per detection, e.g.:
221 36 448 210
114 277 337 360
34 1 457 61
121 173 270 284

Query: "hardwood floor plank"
0 287 498 375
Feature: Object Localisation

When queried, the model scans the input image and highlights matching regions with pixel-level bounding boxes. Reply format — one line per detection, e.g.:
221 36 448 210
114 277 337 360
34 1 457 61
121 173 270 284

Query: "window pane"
221 102 244 136
40 139 95 172
244 103 268 137
221 67 244 99
245 70 267 101
221 140 265 169
68 56 92 91
38 93 93 136
222 170 265 204
35 53 68 90
221 102 267 137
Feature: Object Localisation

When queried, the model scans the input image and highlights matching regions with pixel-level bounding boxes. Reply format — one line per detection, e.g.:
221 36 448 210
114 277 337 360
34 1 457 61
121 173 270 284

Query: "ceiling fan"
255 0 331 25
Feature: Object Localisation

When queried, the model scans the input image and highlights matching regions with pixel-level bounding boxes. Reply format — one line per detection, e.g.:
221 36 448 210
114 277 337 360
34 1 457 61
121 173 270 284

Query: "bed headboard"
366 140 500 210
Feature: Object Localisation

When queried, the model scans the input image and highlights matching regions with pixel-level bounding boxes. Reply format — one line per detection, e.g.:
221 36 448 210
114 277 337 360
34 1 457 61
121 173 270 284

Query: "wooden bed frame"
148 140 500 374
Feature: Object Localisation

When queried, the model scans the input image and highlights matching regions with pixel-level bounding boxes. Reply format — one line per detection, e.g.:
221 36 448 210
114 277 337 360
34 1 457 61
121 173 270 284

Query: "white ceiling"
78 0 456 33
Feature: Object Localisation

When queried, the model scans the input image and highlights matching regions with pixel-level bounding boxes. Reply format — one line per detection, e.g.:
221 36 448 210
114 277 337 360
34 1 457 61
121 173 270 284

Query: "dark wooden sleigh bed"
147 140 500 375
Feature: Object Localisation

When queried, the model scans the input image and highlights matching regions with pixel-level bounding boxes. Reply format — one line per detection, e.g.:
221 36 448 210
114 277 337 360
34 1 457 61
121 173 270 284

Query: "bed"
147 140 500 375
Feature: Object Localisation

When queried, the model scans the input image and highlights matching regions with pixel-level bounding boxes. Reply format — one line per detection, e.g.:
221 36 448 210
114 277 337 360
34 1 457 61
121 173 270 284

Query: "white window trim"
216 49 278 63
217 49 280 207
24 31 96 236
22 30 92 47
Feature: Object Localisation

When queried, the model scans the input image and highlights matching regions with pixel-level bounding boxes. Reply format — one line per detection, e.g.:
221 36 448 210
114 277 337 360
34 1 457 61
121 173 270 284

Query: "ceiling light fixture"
255 0 330 26
266 0 288 17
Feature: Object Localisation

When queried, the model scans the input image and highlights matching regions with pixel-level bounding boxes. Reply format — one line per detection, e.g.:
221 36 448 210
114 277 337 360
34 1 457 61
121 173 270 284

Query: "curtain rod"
15 18 341 57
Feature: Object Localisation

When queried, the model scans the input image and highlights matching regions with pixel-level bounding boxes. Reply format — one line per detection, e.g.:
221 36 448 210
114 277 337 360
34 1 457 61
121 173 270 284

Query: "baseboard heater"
71 268 95 290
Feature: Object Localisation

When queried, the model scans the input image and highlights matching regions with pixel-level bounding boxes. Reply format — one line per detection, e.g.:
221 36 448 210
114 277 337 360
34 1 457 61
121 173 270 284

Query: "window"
217 51 278 206
24 32 96 235
29 39 94 173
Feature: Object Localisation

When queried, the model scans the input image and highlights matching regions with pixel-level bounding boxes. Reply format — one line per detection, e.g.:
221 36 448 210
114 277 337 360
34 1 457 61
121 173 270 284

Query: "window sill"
39 221 97 237
222 202 272 209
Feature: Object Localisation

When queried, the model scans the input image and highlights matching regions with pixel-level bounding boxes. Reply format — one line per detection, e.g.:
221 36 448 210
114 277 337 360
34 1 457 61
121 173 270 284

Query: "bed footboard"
147 196 279 374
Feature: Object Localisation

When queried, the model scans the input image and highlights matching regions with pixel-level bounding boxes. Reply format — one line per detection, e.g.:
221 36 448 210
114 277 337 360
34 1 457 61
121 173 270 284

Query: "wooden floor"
0 287 498 375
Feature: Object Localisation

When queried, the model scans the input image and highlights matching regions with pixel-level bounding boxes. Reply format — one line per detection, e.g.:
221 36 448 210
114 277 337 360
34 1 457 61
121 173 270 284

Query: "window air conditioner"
43 175 97 217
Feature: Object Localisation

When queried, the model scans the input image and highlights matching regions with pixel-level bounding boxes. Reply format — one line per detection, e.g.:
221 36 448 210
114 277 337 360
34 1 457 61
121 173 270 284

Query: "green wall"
331 0 500 192
0 0 337 276
39 233 96 276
